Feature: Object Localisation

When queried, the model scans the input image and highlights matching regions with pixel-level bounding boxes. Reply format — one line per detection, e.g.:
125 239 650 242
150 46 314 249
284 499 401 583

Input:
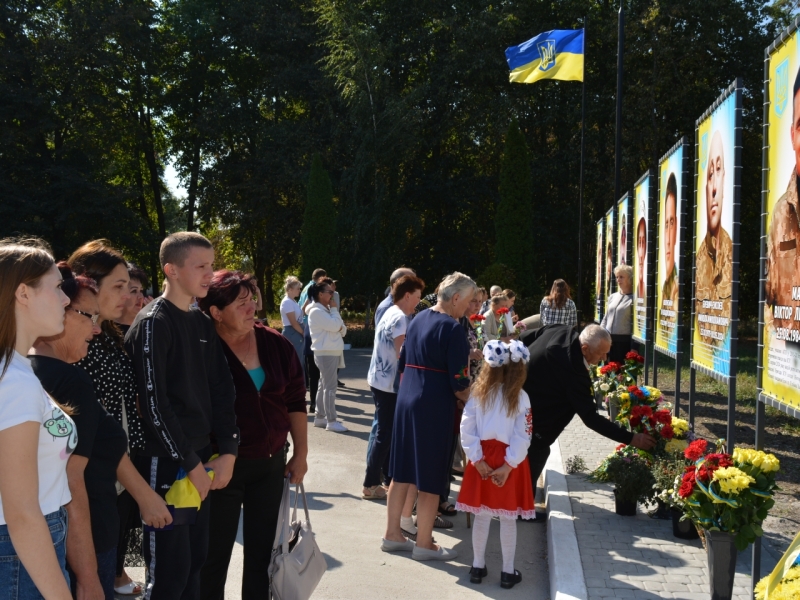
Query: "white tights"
471 513 517 574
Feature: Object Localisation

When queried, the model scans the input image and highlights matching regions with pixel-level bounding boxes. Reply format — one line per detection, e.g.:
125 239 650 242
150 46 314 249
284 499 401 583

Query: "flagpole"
614 2 624 202
578 18 587 322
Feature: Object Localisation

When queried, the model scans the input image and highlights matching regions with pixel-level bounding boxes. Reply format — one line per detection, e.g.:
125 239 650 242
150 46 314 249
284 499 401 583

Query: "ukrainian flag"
505 29 584 84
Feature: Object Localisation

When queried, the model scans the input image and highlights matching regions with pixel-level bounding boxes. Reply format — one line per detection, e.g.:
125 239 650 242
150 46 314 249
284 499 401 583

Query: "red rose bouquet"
593 351 646 413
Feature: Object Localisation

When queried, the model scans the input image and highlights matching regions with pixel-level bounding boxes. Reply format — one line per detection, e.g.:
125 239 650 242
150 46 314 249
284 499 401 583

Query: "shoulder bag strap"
271 476 292 555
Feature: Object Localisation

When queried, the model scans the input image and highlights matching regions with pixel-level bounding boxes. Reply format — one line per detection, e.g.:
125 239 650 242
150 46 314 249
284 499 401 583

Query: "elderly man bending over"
521 323 656 512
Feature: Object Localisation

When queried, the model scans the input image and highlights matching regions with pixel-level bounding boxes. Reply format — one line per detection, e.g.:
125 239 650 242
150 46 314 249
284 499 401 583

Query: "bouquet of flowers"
756 565 800 600
615 385 671 429
663 416 694 455
587 444 657 505
594 351 646 413
496 307 511 338
469 313 486 348
676 440 781 550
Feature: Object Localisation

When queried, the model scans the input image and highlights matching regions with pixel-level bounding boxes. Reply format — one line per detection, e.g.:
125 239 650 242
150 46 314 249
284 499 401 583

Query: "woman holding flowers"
482 294 514 342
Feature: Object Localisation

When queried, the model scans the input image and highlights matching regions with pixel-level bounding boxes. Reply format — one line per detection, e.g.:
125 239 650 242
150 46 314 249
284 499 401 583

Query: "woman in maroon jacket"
197 270 307 600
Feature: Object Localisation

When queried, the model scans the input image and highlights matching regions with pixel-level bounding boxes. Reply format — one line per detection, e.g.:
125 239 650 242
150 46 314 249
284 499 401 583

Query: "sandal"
362 485 388 500
114 581 143 596
439 502 457 516
433 515 453 529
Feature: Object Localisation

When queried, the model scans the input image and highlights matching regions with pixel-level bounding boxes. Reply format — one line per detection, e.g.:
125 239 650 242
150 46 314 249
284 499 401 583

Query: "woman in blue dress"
382 272 476 561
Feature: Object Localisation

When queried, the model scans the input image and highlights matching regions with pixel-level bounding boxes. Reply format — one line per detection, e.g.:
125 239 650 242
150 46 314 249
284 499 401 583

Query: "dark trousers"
363 387 397 488
200 452 286 600
305 354 320 411
608 334 633 364
439 432 460 505
134 446 212 600
527 438 552 498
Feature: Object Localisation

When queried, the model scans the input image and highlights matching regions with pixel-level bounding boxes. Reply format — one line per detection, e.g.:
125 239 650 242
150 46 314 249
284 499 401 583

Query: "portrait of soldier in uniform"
765 65 800 333
659 173 679 339
635 216 646 300
606 240 614 298
619 222 627 265
596 235 603 306
694 129 733 348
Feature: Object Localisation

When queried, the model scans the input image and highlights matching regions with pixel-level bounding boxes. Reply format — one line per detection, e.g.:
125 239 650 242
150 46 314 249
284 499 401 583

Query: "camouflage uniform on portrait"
694 229 733 347
659 265 678 341
765 172 800 331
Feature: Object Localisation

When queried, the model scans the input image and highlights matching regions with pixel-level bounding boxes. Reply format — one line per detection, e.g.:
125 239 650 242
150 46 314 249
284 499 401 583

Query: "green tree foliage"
0 0 792 321
300 155 337 282
496 120 535 295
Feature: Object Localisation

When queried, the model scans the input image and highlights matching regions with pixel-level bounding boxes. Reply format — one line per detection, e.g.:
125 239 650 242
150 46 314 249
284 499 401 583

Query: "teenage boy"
125 232 238 600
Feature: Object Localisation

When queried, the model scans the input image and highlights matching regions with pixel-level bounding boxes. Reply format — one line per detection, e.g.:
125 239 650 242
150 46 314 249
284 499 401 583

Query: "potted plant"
676 440 781 599
651 416 699 536
588 445 656 516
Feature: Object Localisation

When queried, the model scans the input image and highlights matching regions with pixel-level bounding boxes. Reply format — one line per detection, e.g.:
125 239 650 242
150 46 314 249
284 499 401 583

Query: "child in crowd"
456 339 534 590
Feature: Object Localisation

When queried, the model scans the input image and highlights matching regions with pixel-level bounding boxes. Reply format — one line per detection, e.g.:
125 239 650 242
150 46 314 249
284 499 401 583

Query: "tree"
496 120 535 295
300 155 337 282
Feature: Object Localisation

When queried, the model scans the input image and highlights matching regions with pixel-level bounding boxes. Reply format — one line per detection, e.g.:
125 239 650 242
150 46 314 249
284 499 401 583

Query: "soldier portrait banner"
633 174 651 343
763 29 800 410
596 218 604 322
655 140 688 356
617 194 631 267
605 206 615 314
692 82 741 379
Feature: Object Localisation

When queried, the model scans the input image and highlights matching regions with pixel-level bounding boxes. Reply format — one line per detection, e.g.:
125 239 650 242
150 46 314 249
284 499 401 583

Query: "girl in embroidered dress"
456 339 533 589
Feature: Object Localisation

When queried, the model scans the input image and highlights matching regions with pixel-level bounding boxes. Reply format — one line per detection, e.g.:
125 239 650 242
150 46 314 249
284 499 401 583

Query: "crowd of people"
0 227 649 598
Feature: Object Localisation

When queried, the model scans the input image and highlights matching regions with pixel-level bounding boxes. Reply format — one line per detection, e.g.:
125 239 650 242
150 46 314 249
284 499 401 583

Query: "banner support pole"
578 17 587 322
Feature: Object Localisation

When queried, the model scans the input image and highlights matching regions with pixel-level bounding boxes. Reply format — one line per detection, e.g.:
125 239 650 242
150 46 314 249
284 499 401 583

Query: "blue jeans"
0 507 69 600
68 546 116 599
363 387 397 487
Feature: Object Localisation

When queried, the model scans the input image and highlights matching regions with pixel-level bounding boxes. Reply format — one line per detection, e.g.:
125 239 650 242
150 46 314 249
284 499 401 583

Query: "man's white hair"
490 285 502 296
580 323 611 350
439 272 478 303
390 267 415 284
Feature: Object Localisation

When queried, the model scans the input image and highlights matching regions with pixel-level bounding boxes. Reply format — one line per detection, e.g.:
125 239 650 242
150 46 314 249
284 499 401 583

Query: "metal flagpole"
614 3 624 203
578 19 587 321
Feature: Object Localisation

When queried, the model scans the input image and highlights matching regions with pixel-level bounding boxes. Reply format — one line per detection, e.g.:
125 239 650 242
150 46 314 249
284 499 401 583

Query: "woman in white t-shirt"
0 239 74 600
280 276 305 373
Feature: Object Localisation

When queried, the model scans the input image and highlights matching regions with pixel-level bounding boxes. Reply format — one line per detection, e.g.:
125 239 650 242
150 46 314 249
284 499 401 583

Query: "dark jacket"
522 324 634 448
125 297 239 472
221 323 306 459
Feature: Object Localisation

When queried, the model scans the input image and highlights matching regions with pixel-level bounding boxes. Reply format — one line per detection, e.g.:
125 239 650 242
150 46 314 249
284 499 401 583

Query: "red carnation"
697 464 712 483
660 424 674 440
616 444 626 451
684 440 708 462
655 410 672 425
706 453 733 469
600 364 616 375
497 307 510 315
469 313 485 322
625 351 643 362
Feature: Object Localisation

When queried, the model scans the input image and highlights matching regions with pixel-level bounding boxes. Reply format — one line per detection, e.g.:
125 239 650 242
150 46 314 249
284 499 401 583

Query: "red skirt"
456 439 536 519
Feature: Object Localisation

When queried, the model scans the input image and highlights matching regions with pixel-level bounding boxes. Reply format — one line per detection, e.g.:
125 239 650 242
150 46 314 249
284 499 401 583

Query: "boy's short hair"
312 268 327 281
160 232 213 268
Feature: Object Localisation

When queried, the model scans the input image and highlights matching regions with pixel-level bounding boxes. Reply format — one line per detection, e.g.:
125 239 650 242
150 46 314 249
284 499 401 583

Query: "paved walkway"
557 412 779 600
122 350 549 599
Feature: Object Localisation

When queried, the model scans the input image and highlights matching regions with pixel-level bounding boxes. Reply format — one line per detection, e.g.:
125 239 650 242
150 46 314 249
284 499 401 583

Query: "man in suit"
521 324 656 510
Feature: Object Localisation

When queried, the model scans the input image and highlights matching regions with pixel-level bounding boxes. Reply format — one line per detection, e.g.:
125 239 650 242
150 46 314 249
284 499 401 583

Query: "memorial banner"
692 84 740 378
617 194 631 266
596 218 604 322
632 174 650 342
655 142 685 355
763 31 800 408
604 206 615 314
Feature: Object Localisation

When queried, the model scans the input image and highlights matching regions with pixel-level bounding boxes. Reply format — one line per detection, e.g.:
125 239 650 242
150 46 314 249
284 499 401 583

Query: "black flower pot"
705 529 738 600
649 500 671 520
613 488 637 516
670 508 699 540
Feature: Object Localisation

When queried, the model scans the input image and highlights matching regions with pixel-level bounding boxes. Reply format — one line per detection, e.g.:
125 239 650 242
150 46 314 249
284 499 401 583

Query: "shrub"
477 262 517 292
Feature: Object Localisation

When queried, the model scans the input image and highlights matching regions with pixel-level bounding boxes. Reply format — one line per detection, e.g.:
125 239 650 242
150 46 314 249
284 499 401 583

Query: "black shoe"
500 569 522 589
469 566 487 584
337 380 345 388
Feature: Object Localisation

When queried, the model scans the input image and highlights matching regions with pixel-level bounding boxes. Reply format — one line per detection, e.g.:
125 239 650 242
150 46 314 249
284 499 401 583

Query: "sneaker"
313 418 327 428
411 544 458 561
326 421 348 433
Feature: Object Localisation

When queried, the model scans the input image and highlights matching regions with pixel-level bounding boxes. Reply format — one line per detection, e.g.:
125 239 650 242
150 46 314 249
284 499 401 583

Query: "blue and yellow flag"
505 29 584 84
